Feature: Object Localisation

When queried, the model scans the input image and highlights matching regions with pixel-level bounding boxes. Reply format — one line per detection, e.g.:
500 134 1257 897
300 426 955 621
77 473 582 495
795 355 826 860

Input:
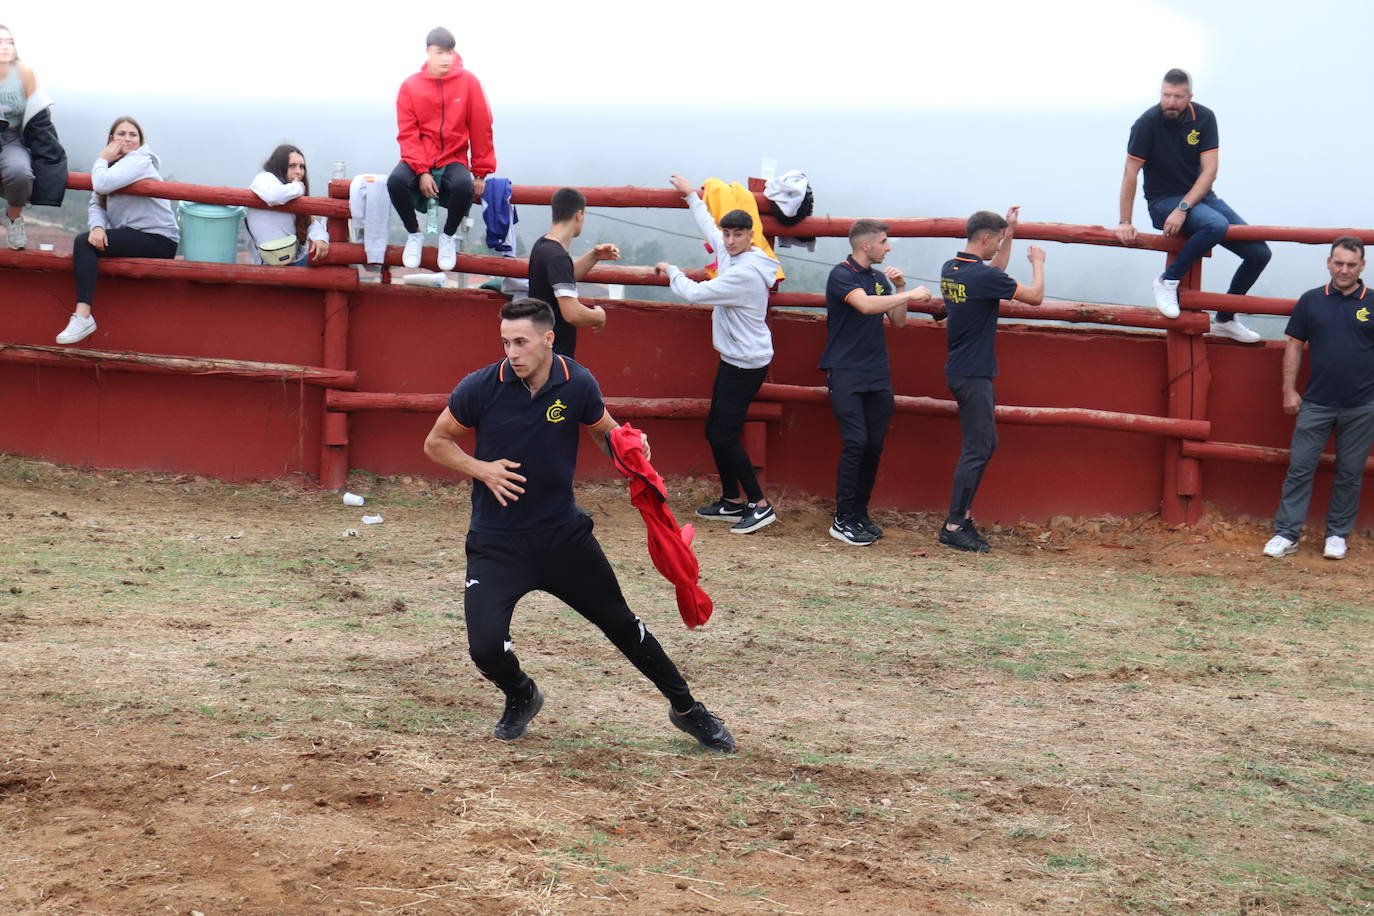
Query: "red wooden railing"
5 172 1371 521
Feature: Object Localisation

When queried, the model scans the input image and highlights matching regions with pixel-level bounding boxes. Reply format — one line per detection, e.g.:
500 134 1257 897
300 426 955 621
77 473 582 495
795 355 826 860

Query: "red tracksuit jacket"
396 57 496 177
608 424 713 629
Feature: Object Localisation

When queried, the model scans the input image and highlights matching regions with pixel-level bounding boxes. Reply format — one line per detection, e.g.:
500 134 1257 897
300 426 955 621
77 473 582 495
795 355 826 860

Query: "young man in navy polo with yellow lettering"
820 219 933 546
1114 68 1270 343
423 298 734 751
1263 237 1374 561
939 208 1045 553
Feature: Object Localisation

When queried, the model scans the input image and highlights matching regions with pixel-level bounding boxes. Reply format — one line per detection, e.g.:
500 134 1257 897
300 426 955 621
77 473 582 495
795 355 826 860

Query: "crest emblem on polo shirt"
1358 307 1370 323
1186 129 1200 145
546 399 568 423
875 282 886 295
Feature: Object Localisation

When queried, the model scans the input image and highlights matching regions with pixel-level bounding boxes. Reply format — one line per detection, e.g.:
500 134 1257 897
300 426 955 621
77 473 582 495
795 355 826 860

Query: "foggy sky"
17 0 1374 335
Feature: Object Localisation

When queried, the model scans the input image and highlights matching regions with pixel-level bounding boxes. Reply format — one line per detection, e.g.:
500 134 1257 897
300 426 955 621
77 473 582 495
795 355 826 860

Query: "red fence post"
320 289 351 490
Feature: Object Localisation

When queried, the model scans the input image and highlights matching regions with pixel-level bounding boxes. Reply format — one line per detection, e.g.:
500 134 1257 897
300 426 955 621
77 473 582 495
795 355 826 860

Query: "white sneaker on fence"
1323 536 1347 560
55 314 97 345
1151 276 1181 319
4 214 26 250
1262 534 1297 558
437 232 459 271
402 232 424 268
1211 318 1262 343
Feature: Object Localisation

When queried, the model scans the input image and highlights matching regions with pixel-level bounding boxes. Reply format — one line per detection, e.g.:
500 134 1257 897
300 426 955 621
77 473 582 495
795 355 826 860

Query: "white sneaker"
402 232 424 269
56 314 97 345
437 232 459 271
1211 318 1262 343
1262 534 1297 558
1323 535 1347 560
5 214 26 250
1151 276 1181 319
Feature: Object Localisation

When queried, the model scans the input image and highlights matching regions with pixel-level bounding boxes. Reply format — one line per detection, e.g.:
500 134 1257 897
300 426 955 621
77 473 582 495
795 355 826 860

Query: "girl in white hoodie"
56 116 179 345
245 143 330 266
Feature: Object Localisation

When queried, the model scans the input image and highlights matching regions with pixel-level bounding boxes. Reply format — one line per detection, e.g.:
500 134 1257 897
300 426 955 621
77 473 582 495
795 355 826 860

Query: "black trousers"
463 512 695 710
947 374 997 523
705 360 768 503
387 161 474 235
827 369 894 518
73 229 177 305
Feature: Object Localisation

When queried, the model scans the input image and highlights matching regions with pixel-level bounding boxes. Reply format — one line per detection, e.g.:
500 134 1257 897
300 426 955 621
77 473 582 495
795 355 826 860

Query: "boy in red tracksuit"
388 26 496 272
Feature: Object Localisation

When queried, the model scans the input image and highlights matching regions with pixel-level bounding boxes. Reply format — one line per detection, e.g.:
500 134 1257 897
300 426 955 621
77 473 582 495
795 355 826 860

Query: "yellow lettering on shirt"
941 279 967 304
546 399 567 423
1357 306 1370 323
1186 129 1200 146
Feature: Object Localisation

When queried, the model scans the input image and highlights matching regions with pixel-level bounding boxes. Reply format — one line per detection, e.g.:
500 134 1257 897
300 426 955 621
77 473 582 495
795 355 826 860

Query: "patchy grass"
0 456 1371 914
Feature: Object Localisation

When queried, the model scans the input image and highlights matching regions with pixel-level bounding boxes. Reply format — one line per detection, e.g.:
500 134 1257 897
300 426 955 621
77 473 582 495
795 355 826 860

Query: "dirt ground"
0 456 1370 915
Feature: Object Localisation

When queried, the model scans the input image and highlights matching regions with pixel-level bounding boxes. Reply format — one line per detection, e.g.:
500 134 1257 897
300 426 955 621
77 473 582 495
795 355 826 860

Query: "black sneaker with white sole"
730 502 776 534
492 682 544 740
696 498 746 520
669 702 736 752
829 514 877 546
859 514 884 539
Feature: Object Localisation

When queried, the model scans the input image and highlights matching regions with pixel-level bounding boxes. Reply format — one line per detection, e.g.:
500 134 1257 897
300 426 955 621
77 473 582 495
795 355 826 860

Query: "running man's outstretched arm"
423 408 527 505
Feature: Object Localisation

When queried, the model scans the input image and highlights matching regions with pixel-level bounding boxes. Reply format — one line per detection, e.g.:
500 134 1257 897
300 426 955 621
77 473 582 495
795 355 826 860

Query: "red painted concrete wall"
2 268 1365 528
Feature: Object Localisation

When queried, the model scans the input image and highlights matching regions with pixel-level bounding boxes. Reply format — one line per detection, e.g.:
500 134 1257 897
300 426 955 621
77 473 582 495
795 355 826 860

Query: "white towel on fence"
348 174 391 265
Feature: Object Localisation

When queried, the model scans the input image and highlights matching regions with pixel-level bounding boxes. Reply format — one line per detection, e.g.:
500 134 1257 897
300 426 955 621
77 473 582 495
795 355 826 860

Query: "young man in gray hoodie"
656 173 780 534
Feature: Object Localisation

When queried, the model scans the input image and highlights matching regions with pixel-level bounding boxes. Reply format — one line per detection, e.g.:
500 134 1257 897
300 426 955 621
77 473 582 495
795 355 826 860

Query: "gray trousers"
0 128 33 209
1274 399 1374 539
947 375 997 524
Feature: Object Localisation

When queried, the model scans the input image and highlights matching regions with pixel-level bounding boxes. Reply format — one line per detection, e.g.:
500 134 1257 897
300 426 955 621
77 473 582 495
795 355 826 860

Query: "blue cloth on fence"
482 177 517 254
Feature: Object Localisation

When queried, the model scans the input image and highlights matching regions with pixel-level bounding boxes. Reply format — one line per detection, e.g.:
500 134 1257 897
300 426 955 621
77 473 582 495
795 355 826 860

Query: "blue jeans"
1148 192 1271 323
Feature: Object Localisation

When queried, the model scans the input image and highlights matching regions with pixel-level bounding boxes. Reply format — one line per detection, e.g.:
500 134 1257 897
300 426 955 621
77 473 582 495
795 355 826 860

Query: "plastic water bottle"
331 160 346 181
425 198 438 235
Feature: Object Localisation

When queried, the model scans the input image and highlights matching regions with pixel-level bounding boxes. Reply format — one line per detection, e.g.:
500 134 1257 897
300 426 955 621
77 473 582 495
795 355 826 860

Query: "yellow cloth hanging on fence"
701 178 784 283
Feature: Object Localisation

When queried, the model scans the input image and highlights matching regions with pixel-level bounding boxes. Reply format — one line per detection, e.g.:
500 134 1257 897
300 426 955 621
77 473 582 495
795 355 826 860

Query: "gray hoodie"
666 193 778 369
88 147 179 241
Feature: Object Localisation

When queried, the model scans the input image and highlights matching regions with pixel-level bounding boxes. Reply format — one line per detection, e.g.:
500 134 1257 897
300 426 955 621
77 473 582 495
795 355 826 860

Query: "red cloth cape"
607 424 713 628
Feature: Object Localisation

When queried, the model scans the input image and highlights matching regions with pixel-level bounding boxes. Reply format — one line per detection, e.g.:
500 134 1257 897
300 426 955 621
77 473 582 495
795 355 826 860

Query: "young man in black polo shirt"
820 219 932 546
1264 237 1374 561
1114 69 1270 343
422 298 734 751
939 209 1045 553
527 187 619 357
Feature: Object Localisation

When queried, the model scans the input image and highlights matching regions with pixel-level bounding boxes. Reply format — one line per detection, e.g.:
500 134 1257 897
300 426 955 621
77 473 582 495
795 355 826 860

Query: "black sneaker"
696 498 746 521
829 514 877 546
859 514 884 539
669 702 736 753
492 682 544 740
962 518 990 549
939 523 989 553
730 502 776 534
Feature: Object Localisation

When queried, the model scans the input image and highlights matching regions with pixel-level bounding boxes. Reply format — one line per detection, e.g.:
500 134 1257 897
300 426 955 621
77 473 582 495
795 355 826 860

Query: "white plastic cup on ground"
342 492 364 506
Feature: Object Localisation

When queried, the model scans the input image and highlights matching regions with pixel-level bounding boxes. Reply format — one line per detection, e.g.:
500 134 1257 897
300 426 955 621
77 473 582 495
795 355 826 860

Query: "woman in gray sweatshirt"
56 116 179 345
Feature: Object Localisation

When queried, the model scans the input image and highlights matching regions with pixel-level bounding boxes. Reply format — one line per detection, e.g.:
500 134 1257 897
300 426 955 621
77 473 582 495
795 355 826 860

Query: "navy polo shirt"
941 252 1019 378
448 354 608 534
819 256 895 377
1126 101 1219 203
1285 280 1374 408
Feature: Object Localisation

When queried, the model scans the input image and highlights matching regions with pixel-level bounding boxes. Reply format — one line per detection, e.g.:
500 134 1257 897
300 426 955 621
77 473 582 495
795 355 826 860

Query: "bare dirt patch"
0 456 1371 914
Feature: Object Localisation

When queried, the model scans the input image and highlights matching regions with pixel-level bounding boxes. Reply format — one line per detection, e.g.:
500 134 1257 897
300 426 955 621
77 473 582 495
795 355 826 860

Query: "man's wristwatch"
1177 200 1191 212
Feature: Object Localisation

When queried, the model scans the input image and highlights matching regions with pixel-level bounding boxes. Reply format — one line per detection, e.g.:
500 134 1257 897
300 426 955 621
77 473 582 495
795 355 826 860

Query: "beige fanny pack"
257 235 299 266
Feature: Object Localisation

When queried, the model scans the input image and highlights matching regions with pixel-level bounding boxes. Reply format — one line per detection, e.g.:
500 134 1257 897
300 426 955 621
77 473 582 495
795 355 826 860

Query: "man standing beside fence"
821 219 932 546
1263 237 1374 561
939 209 1045 553
1114 68 1269 343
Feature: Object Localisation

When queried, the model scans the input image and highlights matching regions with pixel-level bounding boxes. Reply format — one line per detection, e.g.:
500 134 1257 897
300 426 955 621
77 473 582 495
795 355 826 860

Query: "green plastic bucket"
178 202 244 264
